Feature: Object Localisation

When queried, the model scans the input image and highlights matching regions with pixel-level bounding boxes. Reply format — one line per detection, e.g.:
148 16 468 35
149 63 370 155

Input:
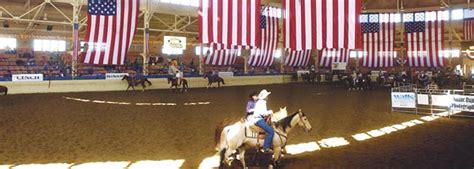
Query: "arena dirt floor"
1 82 474 169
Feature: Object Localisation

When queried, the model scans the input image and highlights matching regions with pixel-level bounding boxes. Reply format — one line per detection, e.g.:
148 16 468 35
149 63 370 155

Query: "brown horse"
121 75 152 91
0 85 7 95
203 72 225 88
167 77 188 92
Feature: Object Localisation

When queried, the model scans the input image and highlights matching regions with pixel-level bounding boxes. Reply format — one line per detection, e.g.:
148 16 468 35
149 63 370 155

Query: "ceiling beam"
365 2 471 13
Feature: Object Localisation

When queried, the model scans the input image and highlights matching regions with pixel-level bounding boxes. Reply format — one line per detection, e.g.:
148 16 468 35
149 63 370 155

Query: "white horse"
215 108 312 168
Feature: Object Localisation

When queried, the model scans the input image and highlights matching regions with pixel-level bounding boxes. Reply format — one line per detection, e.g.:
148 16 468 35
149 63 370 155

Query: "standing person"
250 89 274 153
246 92 258 116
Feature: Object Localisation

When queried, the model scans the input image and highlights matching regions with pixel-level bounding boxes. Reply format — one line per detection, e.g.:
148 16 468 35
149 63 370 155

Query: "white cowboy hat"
258 89 271 99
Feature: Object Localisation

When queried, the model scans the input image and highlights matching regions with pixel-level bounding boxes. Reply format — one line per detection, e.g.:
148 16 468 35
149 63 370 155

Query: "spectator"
179 62 185 71
16 59 25 66
6 70 12 81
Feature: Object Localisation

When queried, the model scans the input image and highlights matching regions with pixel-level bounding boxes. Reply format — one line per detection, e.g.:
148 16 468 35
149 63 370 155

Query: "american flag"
198 0 261 48
72 23 79 64
464 9 474 40
83 0 139 65
284 49 312 67
248 6 279 67
283 0 362 50
361 13 395 68
319 48 349 68
464 19 474 40
204 48 239 66
404 12 444 67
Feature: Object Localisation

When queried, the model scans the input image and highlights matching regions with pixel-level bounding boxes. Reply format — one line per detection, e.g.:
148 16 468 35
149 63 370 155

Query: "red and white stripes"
283 0 362 50
464 20 474 41
362 16 395 68
405 17 445 67
319 48 349 67
83 0 139 65
204 49 239 66
198 0 261 48
248 7 279 67
285 49 312 67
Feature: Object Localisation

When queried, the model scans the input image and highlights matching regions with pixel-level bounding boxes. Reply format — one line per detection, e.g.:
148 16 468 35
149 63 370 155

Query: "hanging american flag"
464 9 474 40
72 23 79 63
198 0 261 48
404 11 444 67
361 13 395 68
283 0 362 50
319 48 349 67
204 48 239 66
83 0 139 65
284 49 312 67
248 6 279 67
464 19 474 41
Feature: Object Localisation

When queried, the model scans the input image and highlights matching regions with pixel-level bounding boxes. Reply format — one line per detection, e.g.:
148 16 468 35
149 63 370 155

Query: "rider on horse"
169 59 182 86
246 92 258 116
249 89 274 153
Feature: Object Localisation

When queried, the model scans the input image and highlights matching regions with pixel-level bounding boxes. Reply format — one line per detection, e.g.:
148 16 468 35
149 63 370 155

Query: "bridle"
297 110 310 131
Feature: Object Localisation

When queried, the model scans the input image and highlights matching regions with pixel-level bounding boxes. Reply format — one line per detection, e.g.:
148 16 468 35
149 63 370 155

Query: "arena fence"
391 85 474 118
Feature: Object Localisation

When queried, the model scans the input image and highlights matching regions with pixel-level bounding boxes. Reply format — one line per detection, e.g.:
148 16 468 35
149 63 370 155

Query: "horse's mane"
275 112 302 132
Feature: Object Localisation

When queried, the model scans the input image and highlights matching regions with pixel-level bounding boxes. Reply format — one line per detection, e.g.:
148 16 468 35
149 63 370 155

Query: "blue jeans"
255 119 274 150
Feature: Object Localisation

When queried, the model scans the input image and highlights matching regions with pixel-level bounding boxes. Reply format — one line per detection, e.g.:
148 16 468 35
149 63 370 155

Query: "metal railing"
391 85 474 118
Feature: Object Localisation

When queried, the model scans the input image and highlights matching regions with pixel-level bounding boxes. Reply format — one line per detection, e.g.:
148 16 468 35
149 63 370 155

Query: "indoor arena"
1 0 474 169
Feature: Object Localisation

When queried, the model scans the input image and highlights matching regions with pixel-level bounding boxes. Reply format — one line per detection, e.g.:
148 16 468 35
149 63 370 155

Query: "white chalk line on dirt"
63 96 211 106
198 111 461 169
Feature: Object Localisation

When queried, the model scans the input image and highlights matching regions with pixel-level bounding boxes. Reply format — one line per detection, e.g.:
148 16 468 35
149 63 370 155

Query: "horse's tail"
4 87 7 95
214 123 225 150
145 79 152 86
221 78 225 85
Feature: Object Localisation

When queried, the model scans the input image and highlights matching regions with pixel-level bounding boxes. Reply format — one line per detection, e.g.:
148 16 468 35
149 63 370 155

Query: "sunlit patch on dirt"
71 161 129 169
198 155 220 169
128 160 185 169
12 163 71 169
352 133 372 141
285 142 321 155
318 137 350 148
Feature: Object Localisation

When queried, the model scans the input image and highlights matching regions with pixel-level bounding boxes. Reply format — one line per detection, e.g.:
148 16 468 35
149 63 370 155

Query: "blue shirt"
246 100 256 113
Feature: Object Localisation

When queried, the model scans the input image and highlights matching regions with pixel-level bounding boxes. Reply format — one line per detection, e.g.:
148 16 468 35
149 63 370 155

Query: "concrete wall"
0 75 293 94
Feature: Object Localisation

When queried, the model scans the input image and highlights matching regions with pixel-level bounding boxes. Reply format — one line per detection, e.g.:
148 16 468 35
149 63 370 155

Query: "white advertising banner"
218 72 234 77
331 62 347 70
431 95 451 107
417 94 429 105
163 36 186 49
297 70 310 77
391 92 416 108
105 73 129 80
12 74 43 82
450 95 474 112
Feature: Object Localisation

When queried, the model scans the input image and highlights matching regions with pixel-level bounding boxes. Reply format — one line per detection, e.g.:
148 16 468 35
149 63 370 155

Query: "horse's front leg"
126 85 131 91
238 148 247 168
272 146 282 168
